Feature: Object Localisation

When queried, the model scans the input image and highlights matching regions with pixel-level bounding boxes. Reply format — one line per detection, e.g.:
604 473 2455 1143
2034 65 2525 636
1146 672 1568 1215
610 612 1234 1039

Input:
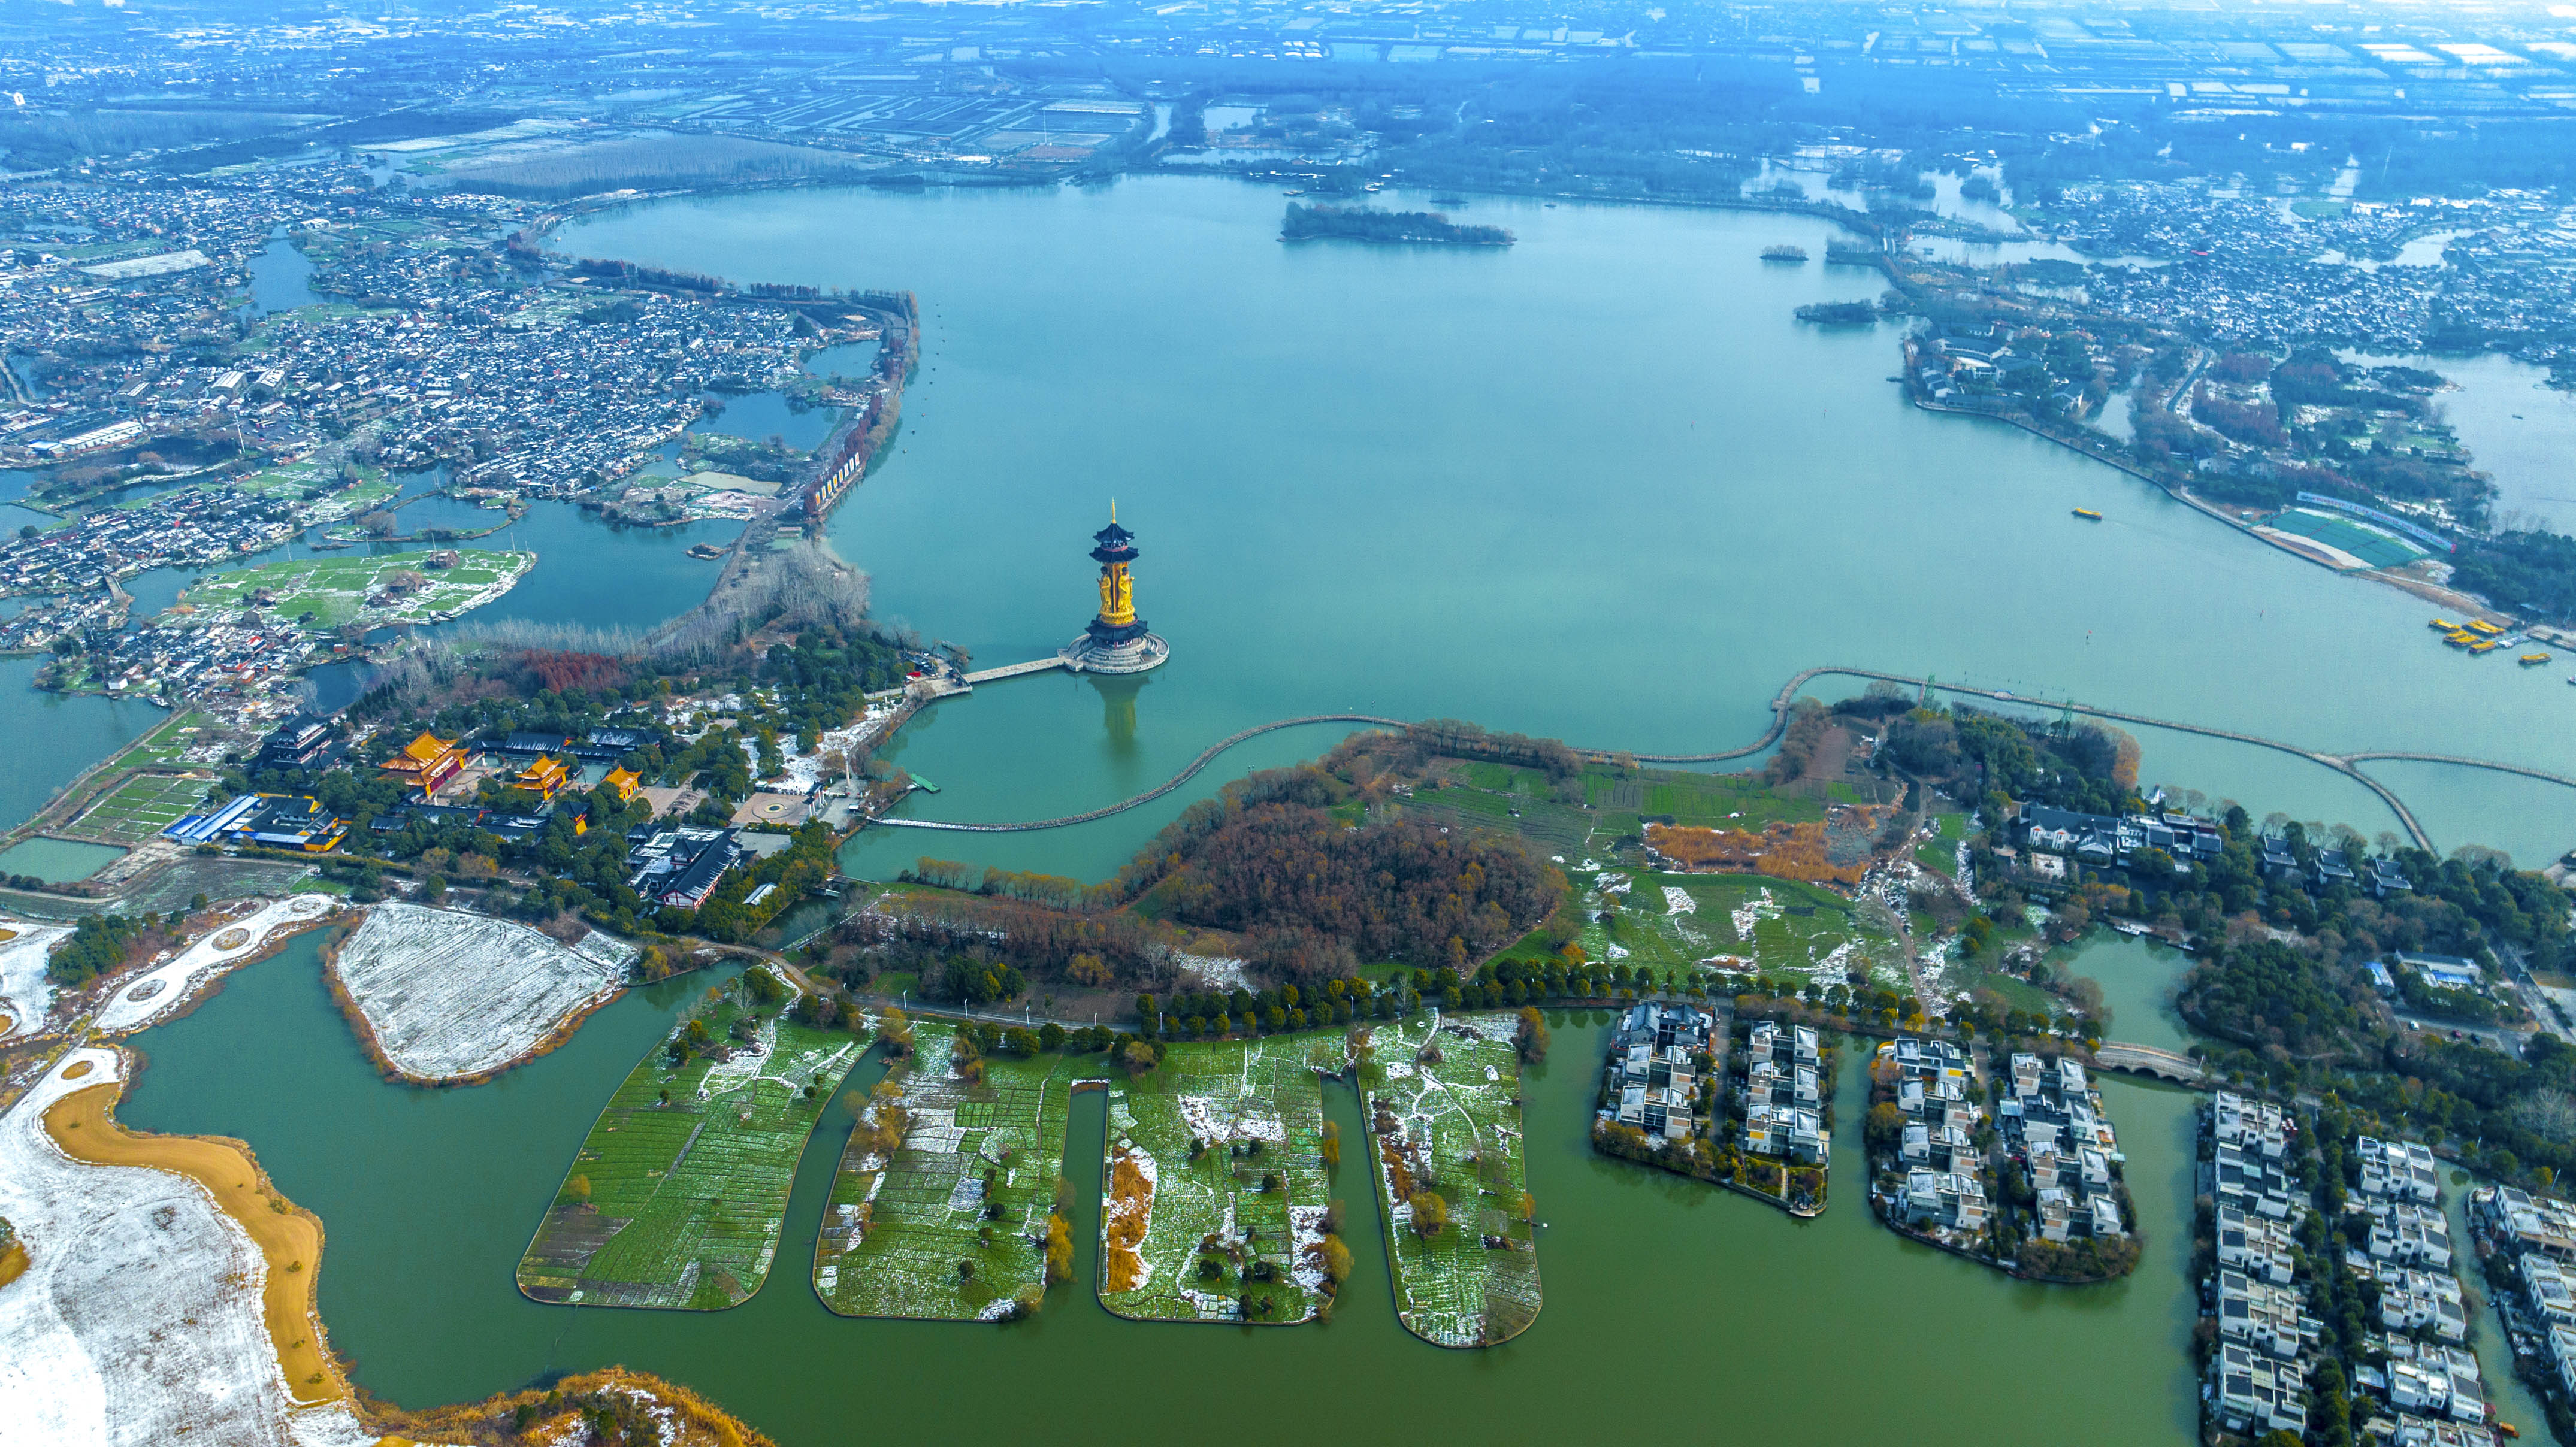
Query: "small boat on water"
2072 508 2103 520
2521 653 2552 666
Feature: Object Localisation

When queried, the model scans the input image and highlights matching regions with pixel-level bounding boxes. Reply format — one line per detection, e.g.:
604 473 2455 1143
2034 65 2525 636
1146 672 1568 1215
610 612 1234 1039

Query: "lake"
25 171 2569 1443
557 177 2572 876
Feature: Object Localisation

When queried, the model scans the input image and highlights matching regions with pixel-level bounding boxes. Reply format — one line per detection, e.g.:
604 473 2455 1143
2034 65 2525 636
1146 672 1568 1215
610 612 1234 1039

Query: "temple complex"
1062 508 1169 674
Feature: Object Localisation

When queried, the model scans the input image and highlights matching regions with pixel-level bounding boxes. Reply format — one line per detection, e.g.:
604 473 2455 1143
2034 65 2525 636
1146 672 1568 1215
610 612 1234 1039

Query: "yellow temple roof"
400 731 457 763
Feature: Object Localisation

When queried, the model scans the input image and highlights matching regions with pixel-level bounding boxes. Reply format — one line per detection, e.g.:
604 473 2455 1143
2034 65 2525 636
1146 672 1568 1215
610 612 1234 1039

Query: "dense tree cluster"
1874 700 2136 818
1150 801 1560 979
1280 204 1512 246
44 912 145 984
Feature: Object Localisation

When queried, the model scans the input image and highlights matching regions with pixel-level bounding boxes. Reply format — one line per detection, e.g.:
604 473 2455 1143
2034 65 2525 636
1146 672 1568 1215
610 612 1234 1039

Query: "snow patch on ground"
1176 1094 1286 1143
96 894 335 1034
1729 888 1780 943
0 920 71 1041
1169 953 1251 992
1661 886 1696 915
1289 1203 1329 1292
0 1047 369 1447
330 903 636 1082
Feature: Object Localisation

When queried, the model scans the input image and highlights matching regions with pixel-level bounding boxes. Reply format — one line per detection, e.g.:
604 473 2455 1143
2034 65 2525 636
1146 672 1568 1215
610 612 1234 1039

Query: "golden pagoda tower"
1062 504 1169 674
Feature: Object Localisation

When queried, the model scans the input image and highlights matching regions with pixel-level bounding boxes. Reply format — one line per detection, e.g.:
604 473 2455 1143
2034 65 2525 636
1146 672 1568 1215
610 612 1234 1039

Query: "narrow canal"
122 939 2206 1446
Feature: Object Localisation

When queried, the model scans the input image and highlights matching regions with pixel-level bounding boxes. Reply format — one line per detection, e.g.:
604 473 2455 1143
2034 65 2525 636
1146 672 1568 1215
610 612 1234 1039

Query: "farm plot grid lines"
1100 1033 1346 1325
72 771 212 843
1360 1012 1541 1347
518 986 860 1310
814 1022 1086 1322
325 903 636 1083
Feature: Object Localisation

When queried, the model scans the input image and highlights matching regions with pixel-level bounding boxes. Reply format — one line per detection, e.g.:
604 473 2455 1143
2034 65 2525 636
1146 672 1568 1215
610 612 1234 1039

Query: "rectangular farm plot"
74 773 211 842
1360 1013 1540 1347
517 983 861 1310
1100 1033 1346 1325
814 1023 1087 1321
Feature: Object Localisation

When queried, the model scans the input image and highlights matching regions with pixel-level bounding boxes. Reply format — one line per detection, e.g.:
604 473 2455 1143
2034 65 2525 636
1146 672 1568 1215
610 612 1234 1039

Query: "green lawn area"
1915 811 1969 876
1583 870 1903 991
814 1021 1085 1321
1100 1033 1345 1324
517 973 864 1310
117 711 211 769
176 548 533 628
1966 970 2058 1015
2266 507 2426 570
1359 1012 1539 1347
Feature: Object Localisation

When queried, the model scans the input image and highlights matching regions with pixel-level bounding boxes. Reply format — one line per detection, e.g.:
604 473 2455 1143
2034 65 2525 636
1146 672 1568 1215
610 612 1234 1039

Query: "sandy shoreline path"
0 1046 373 1446
322 903 638 1085
92 893 338 1035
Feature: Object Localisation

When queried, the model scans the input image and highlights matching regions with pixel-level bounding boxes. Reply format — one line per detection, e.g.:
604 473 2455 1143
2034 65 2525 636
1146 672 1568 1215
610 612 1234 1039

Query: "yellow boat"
2471 640 2499 653
2445 631 2478 647
2429 617 2457 631
2072 508 2102 520
2523 653 2553 666
2468 619 2505 635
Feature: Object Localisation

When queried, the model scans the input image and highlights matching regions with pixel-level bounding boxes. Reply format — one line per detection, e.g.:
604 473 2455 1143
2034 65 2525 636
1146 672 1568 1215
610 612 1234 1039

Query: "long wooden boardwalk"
860 665 2576 845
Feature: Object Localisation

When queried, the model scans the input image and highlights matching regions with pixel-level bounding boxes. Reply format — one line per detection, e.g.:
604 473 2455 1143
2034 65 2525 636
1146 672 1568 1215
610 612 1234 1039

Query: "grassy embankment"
1359 1012 1540 1348
813 1019 1086 1320
517 971 863 1310
1101 1032 1346 1324
45 1072 346 1406
4 708 213 850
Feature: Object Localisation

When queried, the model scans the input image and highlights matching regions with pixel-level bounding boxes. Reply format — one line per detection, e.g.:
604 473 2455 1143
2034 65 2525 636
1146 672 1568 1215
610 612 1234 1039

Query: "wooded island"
1281 204 1514 246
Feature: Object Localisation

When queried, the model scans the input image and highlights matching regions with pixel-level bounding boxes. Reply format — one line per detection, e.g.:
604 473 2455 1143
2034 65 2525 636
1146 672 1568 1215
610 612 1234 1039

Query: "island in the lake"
1281 204 1514 247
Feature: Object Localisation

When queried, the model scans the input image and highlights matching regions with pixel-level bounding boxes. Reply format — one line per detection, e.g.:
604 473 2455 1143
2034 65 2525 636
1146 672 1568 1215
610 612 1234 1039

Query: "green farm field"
1100 1033 1346 1324
1359 1012 1540 1347
72 771 211 842
177 548 531 628
516 973 863 1310
814 1021 1090 1321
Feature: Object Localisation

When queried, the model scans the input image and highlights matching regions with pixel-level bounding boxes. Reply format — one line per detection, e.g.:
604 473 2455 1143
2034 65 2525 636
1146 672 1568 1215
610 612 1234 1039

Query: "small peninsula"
1281 204 1513 247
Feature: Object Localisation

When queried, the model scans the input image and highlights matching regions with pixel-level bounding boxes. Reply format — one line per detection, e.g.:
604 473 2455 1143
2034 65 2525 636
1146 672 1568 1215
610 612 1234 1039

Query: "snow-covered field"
94 894 336 1034
0 1048 376 1447
327 904 636 1083
0 921 71 1041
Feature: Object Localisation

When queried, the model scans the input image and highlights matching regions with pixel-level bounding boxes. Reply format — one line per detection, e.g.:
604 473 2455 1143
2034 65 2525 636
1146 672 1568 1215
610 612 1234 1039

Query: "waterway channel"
122 933 2206 1445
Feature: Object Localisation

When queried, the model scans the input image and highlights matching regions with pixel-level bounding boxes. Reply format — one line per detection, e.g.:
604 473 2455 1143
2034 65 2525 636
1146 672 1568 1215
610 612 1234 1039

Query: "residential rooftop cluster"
2347 1137 2490 1440
2475 1184 2576 1434
1736 1019 1830 1167
2203 1091 2317 1439
1600 1000 1715 1146
1874 1036 1992 1246
2003 1051 2126 1245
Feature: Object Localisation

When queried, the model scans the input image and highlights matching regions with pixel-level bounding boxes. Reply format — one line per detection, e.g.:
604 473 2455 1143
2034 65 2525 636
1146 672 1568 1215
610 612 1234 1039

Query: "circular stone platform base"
1061 631 1170 674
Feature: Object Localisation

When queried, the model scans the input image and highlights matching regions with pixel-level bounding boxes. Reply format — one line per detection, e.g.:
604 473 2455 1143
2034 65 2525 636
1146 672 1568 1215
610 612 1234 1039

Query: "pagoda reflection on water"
1061 504 1169 674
